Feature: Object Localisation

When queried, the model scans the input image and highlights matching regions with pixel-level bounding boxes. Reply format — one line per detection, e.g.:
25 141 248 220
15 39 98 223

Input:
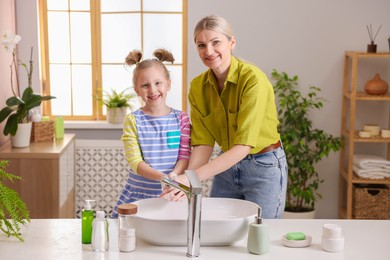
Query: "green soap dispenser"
82 199 95 244
247 206 269 255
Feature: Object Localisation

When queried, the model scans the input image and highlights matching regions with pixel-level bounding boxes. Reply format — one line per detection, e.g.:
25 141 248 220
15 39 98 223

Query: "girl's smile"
134 66 171 115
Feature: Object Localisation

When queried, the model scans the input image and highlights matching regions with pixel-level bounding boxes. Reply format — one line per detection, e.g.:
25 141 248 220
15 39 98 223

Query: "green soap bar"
286 232 306 240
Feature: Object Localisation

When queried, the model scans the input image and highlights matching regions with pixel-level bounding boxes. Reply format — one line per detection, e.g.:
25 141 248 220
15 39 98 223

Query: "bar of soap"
286 232 306 240
282 235 312 248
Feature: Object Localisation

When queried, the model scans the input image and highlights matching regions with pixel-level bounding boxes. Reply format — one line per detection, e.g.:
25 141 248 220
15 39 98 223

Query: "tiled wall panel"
75 140 219 218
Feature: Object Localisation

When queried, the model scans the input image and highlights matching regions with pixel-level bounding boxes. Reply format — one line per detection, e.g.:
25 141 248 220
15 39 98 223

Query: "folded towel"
353 165 390 179
353 154 390 170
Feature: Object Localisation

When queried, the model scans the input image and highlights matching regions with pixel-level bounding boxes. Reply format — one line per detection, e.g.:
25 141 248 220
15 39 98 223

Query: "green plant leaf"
21 87 33 102
271 69 342 211
0 107 15 123
96 88 137 109
1 87 56 135
0 160 30 242
6 96 24 107
4 113 18 136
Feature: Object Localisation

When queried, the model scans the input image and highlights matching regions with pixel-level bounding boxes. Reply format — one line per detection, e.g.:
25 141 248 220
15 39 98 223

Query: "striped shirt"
111 108 191 217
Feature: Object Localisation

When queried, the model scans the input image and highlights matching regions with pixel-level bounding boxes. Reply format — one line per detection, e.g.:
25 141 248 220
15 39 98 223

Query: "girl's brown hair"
125 49 175 86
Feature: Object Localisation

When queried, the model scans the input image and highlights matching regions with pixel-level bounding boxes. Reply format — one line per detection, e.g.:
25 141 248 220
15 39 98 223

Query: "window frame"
38 0 187 120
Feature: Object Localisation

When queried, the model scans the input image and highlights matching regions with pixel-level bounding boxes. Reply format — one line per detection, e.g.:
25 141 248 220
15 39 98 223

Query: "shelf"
352 173 390 185
344 91 390 101
342 131 390 143
345 51 390 58
338 208 347 219
340 169 390 184
339 51 390 219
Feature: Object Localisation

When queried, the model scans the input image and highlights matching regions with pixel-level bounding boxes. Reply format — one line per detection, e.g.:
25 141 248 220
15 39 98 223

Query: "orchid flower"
1 31 33 97
1 31 21 52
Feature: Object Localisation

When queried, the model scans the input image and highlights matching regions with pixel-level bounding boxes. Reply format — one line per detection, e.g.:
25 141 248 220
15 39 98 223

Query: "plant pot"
106 107 127 123
283 209 316 219
11 122 32 148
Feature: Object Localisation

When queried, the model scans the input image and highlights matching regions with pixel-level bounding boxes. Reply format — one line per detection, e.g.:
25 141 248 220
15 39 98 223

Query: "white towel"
353 154 390 170
353 165 390 179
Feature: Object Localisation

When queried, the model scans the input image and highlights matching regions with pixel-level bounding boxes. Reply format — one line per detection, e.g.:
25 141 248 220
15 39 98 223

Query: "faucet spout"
161 170 202 257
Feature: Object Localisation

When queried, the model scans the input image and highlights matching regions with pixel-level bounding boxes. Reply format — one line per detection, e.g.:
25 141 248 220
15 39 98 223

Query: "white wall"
14 0 390 218
188 0 390 219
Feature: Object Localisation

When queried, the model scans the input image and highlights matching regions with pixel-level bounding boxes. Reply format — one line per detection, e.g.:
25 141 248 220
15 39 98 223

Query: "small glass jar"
118 204 138 252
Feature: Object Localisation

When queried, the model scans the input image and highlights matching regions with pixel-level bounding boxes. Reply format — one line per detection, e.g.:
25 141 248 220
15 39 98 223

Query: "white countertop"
0 218 389 260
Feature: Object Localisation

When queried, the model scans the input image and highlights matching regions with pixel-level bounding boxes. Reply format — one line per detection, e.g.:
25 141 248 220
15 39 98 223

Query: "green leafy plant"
97 88 137 109
0 87 56 136
271 70 342 212
0 32 55 136
0 160 30 241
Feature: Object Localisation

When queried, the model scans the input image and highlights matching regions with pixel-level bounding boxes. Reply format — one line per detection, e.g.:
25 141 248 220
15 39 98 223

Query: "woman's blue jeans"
210 146 288 219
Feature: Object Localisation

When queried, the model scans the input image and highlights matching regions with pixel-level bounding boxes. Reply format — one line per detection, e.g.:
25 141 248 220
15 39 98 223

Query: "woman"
178 15 287 218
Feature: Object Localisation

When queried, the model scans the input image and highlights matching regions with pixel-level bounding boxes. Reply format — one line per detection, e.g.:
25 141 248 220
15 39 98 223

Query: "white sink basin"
133 197 258 246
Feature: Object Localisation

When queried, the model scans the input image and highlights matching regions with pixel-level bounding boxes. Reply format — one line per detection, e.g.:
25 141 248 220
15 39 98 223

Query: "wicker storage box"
352 184 390 219
30 121 55 142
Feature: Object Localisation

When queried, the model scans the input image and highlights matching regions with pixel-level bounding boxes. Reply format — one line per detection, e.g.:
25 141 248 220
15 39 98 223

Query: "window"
39 0 187 120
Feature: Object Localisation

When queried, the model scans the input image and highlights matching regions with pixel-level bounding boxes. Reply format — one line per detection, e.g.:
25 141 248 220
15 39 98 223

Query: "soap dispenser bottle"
247 206 269 255
82 199 95 244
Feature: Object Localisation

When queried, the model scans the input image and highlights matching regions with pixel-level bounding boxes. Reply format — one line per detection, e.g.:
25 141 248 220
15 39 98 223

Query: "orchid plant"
1 32 31 95
0 32 55 136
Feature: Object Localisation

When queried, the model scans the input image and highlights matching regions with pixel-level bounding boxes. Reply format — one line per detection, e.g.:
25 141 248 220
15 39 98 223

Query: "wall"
0 0 16 146
187 0 390 219
6 0 390 218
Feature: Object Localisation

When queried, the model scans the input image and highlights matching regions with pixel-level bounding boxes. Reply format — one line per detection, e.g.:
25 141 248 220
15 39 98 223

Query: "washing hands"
160 172 189 201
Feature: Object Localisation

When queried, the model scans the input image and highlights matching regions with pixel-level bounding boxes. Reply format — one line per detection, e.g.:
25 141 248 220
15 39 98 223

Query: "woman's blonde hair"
125 48 175 86
193 15 234 42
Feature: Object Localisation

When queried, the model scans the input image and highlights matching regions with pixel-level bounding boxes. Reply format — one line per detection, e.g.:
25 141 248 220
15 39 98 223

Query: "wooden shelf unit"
339 51 390 219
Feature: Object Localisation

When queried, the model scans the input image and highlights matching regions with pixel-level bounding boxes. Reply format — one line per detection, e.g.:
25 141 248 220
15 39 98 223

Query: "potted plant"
97 88 137 123
0 160 30 241
0 32 55 147
271 70 342 217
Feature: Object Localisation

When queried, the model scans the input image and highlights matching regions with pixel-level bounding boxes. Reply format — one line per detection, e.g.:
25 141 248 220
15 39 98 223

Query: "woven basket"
352 184 390 219
30 121 55 142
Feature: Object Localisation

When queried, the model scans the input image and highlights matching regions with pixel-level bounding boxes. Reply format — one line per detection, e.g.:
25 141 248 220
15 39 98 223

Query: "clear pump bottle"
118 204 137 252
91 211 109 252
81 199 95 244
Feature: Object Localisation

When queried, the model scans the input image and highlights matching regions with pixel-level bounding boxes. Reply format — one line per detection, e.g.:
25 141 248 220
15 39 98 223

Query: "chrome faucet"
161 170 203 258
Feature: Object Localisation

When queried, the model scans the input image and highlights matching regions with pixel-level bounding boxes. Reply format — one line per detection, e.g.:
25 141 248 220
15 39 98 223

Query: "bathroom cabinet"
338 51 390 219
0 134 76 218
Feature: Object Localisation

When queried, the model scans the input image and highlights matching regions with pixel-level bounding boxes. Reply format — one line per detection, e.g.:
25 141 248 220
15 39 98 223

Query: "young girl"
111 49 191 218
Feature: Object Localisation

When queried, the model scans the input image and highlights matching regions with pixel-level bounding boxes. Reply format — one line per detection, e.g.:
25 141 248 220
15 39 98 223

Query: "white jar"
118 204 137 252
31 109 42 122
119 228 136 252
321 224 344 252
363 124 380 136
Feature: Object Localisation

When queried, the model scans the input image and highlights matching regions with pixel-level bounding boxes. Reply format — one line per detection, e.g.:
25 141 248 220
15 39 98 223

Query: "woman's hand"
160 173 189 201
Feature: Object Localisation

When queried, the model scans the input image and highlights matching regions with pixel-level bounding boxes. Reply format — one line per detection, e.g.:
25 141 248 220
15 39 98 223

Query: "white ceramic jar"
363 124 380 136
321 224 344 252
